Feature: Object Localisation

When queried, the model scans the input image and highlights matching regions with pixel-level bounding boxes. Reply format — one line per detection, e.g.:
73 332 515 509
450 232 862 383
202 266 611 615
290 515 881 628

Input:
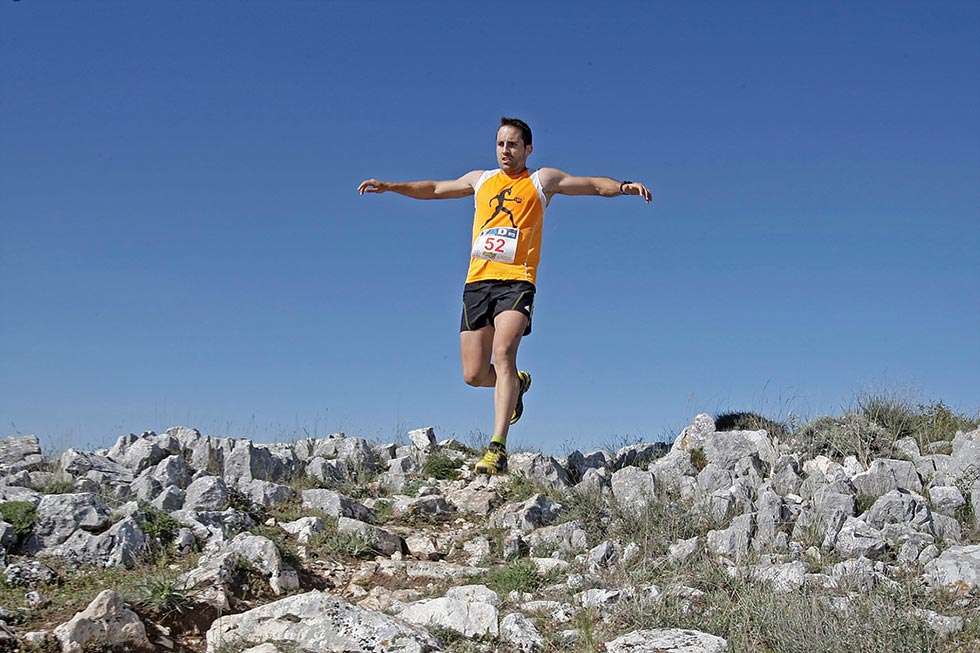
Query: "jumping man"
357 117 652 475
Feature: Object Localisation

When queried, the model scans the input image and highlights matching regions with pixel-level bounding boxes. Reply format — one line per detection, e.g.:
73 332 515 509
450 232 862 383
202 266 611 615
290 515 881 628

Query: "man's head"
496 117 532 174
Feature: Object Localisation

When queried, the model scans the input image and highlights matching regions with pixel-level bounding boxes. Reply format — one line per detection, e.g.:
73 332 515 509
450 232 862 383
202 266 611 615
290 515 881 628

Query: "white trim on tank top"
530 169 550 207
473 169 498 207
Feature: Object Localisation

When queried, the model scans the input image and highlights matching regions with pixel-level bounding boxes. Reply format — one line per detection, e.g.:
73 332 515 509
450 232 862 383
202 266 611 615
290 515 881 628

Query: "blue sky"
2 2 978 453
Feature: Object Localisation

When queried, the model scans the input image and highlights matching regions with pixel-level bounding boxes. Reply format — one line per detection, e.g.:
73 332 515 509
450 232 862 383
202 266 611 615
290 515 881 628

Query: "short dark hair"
499 116 532 146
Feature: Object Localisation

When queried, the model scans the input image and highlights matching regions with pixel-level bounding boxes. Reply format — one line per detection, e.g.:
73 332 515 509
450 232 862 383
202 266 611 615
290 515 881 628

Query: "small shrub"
249 524 303 570
133 573 197 620
793 413 891 465
0 501 37 542
308 530 377 559
715 411 790 440
373 499 393 524
36 476 76 495
421 452 461 481
482 559 544 594
136 503 180 548
855 493 876 516
227 488 264 522
859 395 979 450
690 447 707 472
402 479 426 498
500 475 544 503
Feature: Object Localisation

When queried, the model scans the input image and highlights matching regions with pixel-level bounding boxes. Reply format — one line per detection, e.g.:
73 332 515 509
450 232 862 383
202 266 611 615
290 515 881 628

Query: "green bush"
482 559 545 594
36 476 76 495
715 411 790 440
307 529 377 559
690 446 708 472
136 503 181 547
0 501 37 542
132 573 197 620
793 413 891 464
421 452 461 481
859 395 979 450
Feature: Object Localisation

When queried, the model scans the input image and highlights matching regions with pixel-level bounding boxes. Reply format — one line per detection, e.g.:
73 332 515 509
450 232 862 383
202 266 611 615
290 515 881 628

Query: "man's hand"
622 181 653 203
358 178 388 195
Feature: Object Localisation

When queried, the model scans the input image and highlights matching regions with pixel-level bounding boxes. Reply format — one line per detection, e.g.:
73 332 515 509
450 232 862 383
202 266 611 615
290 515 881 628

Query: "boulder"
605 628 728 652
408 427 437 452
445 584 500 606
53 590 151 653
205 590 439 652
336 517 403 556
25 493 112 552
669 413 717 454
489 494 562 532
862 489 933 533
702 430 776 469
928 486 965 516
507 453 572 489
500 612 544 652
301 489 375 522
0 435 44 474
183 475 230 511
923 544 980 593
613 442 668 471
399 596 498 638
526 520 589 553
46 516 149 568
850 459 922 499
830 517 886 559
706 513 755 560
611 466 657 508
107 434 168 473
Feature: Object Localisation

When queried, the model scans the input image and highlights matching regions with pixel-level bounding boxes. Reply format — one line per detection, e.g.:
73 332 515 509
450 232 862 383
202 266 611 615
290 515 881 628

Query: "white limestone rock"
605 628 729 652
53 590 151 653
923 544 980 592
500 612 544 652
205 590 439 652
399 596 499 638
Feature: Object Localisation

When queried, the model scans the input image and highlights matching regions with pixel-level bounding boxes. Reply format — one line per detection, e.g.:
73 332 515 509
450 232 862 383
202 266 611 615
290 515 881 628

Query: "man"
358 117 652 475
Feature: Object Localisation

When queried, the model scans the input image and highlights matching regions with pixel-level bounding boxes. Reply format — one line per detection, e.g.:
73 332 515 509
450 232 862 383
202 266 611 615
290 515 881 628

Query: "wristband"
620 180 633 195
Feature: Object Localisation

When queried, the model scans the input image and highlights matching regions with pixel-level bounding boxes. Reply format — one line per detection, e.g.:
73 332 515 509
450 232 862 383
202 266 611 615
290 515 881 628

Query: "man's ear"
525 144 533 158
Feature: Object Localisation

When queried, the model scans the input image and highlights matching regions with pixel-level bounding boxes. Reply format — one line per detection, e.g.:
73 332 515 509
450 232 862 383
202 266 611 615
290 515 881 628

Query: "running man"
358 117 652 475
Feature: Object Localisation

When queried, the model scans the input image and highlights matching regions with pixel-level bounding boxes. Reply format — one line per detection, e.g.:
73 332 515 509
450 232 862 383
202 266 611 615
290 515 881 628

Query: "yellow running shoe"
510 370 532 425
474 443 508 475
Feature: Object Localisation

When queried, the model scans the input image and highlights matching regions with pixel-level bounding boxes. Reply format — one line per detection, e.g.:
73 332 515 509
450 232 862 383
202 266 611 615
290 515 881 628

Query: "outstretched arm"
357 170 483 200
537 167 652 203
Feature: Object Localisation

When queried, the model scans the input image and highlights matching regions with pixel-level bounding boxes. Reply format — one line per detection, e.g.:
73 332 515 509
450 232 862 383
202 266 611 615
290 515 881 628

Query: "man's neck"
501 166 528 177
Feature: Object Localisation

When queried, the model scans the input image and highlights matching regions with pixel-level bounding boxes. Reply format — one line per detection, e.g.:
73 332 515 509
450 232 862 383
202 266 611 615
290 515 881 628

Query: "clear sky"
2 2 978 453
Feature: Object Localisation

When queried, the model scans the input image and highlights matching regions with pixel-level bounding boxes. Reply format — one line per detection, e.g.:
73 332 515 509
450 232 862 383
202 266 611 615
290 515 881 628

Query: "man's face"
496 125 532 173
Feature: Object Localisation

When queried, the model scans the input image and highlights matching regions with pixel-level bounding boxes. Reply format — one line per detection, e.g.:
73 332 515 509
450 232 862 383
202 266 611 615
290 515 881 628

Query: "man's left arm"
537 167 652 203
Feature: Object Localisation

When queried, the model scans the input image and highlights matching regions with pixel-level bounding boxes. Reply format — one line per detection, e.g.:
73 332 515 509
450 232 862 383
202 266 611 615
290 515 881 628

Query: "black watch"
620 180 633 195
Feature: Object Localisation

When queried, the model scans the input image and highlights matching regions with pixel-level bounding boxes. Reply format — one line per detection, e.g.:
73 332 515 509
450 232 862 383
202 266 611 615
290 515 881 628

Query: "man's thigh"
460 324 494 377
492 310 528 361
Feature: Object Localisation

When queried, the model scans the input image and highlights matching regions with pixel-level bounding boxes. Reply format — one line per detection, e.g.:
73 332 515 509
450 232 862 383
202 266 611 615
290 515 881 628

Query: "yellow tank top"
465 168 548 285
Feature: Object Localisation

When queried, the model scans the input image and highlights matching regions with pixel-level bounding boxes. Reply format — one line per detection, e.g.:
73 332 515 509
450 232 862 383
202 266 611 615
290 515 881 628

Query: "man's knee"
463 370 484 387
492 343 518 366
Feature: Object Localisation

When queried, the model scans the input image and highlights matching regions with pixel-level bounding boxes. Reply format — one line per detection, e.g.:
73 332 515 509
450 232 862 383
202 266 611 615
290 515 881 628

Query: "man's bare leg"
489 310 528 446
460 325 495 387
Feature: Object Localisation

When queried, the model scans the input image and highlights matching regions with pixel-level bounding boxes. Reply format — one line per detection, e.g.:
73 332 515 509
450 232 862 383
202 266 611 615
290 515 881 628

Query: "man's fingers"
358 179 381 195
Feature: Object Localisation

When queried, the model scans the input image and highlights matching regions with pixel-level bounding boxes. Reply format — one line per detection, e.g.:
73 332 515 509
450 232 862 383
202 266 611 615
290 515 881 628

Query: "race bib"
471 227 519 263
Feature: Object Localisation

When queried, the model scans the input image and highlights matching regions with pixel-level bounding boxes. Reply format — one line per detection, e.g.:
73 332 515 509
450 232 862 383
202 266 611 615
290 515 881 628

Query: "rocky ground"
0 406 978 652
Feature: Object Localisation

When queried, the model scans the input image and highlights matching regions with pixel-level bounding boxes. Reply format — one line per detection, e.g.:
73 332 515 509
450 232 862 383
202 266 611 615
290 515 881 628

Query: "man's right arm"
357 170 483 200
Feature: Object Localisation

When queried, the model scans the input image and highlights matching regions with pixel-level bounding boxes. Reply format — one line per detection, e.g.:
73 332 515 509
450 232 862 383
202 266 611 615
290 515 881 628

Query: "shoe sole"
510 372 532 425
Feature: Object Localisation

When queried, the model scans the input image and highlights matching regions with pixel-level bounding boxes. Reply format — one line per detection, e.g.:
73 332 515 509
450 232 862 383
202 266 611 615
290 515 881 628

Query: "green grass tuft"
421 451 462 481
482 559 546 594
0 500 37 542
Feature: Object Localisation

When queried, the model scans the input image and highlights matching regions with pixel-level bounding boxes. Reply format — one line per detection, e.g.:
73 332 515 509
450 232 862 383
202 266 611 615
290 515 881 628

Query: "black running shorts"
460 280 536 336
